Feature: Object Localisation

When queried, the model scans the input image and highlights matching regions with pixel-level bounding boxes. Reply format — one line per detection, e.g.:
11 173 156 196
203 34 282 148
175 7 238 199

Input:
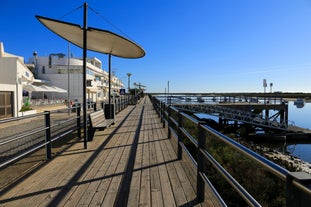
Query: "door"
0 91 13 119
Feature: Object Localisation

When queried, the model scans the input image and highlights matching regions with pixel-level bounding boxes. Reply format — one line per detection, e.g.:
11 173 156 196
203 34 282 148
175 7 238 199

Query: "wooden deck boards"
0 96 215 206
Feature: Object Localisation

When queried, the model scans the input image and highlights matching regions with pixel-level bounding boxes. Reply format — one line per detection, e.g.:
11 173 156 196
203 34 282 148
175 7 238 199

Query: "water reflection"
268 101 311 163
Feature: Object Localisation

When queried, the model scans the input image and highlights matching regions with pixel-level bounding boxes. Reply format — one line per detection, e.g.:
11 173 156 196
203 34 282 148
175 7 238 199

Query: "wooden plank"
0 97 220 206
102 104 143 206
89 119 134 206
155 138 176 206
139 111 151 207
56 127 123 206
126 106 144 206
160 134 190 206
2 139 94 206
126 130 143 206
149 118 164 207
74 127 130 206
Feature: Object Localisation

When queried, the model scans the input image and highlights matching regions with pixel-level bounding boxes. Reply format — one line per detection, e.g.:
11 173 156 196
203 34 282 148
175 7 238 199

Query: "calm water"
286 101 311 163
159 96 311 163
199 101 311 163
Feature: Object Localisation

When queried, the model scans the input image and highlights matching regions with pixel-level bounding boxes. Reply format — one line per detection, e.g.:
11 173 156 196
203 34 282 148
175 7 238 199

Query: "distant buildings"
0 42 124 119
29 52 123 103
0 42 34 118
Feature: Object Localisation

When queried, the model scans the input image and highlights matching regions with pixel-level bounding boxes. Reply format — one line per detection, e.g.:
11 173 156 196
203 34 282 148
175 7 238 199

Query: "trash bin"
104 104 115 119
72 103 80 112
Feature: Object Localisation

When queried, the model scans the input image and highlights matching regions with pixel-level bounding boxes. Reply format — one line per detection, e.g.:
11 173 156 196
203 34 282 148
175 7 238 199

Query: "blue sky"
1 0 311 93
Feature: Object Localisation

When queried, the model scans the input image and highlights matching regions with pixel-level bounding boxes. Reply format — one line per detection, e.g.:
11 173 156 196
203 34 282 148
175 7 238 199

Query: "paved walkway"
0 96 217 206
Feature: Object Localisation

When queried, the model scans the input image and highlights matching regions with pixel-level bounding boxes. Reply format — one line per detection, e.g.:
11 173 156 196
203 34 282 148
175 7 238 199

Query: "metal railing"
151 95 311 207
0 105 82 169
0 95 132 170
173 102 292 131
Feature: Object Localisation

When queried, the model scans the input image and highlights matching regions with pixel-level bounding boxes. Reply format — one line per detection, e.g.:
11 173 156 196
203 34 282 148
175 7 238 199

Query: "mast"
83 2 88 148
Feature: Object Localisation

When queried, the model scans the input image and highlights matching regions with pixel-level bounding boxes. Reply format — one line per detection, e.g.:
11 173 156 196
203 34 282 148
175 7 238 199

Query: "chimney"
0 42 4 57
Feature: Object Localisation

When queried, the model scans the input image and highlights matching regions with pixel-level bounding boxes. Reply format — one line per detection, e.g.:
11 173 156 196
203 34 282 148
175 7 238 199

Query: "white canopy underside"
36 15 145 58
24 84 67 93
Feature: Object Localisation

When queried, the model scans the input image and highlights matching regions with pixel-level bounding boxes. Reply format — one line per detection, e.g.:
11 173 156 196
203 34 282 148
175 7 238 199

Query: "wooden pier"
0 96 219 206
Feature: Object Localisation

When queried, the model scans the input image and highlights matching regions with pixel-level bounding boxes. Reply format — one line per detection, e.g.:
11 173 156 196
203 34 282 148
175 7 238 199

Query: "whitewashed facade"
29 53 124 103
0 42 34 118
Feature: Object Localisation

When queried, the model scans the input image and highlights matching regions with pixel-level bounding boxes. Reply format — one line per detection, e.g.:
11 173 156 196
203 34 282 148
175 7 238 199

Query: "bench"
89 110 114 130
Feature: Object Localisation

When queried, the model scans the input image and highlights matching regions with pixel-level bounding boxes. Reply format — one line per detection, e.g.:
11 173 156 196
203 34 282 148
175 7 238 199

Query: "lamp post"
33 51 38 78
263 79 267 104
127 73 131 93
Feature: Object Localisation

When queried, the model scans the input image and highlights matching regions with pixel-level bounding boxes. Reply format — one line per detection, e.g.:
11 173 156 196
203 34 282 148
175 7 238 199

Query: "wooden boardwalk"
0 96 218 207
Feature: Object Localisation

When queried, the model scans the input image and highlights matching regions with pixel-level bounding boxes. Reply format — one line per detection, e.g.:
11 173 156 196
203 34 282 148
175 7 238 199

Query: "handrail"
202 124 288 180
0 96 130 172
0 127 47 146
0 106 82 169
202 148 261 207
150 95 311 206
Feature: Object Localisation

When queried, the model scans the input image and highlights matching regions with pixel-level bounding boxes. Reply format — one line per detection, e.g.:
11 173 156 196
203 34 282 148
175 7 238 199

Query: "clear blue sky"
2 0 311 93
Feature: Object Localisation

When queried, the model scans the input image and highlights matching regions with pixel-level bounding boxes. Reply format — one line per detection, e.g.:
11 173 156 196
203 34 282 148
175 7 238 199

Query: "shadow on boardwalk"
0 97 203 207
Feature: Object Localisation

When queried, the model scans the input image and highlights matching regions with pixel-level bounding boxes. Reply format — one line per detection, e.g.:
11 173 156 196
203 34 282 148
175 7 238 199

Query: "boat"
197 96 204 103
294 98 305 108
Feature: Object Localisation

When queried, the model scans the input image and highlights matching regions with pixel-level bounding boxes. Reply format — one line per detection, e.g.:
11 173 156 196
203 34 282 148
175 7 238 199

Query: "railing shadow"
44 105 138 207
114 104 145 206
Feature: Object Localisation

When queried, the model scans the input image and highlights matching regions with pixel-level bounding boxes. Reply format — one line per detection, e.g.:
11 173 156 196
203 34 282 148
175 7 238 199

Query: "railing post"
160 102 163 123
77 104 81 139
197 121 206 202
177 111 183 160
44 111 52 160
167 106 171 139
286 172 311 207
162 103 166 128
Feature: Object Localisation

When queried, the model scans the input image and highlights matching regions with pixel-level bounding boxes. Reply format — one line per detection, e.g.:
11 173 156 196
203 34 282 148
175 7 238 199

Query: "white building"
0 42 34 118
0 42 124 119
29 53 124 103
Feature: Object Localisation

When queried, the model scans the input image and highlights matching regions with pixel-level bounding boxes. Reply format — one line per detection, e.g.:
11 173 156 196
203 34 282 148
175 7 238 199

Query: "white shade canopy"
36 15 145 58
24 84 67 93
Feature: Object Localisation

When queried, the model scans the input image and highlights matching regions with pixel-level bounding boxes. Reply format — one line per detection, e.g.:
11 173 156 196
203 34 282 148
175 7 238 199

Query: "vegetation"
19 104 33 112
20 98 33 112
175 111 286 206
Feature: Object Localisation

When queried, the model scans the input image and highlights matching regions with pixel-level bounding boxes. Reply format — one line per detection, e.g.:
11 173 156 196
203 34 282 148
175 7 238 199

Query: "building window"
42 66 45 74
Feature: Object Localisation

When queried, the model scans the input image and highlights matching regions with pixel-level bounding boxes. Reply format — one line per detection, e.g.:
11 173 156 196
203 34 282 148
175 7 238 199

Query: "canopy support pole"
83 2 88 149
108 54 112 118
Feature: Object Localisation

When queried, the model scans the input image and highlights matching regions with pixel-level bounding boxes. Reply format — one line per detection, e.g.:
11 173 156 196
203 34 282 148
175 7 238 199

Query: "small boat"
294 98 305 108
197 96 204 103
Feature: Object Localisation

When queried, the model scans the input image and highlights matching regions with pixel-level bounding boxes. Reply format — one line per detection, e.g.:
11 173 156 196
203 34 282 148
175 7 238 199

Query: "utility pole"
127 73 131 93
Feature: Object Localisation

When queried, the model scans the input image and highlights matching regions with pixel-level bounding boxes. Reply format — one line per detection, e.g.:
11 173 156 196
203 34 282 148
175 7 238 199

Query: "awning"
23 84 67 93
35 15 145 59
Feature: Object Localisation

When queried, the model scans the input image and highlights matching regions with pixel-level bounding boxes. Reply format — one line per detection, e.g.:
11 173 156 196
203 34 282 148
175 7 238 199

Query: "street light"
127 73 131 93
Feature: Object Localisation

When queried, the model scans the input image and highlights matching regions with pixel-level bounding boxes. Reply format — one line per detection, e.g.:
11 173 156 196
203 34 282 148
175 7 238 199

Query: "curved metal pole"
83 2 88 149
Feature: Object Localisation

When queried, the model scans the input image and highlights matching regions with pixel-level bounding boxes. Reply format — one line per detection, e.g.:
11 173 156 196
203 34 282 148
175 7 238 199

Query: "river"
283 101 311 163
158 95 311 163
